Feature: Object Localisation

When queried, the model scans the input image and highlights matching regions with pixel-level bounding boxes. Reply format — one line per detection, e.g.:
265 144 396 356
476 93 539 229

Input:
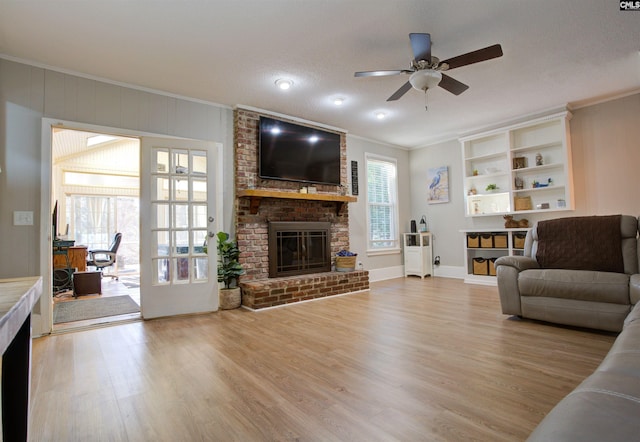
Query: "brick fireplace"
234 107 369 309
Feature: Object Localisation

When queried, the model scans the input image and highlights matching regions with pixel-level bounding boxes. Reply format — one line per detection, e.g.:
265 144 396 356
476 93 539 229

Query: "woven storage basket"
493 233 508 248
514 233 527 249
480 234 494 248
489 258 498 276
335 256 356 271
467 234 480 248
472 258 489 275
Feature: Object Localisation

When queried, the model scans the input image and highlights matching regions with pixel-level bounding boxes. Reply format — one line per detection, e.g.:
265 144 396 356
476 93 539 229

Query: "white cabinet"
461 229 530 285
461 111 573 217
403 232 433 279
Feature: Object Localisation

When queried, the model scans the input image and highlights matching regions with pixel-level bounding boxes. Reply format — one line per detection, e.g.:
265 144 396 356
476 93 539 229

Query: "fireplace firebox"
268 222 331 278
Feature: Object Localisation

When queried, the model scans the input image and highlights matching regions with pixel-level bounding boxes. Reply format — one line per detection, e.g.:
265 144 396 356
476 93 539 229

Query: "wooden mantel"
237 189 357 215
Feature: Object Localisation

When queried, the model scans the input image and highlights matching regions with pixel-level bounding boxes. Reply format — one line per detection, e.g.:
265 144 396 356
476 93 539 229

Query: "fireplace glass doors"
268 222 331 277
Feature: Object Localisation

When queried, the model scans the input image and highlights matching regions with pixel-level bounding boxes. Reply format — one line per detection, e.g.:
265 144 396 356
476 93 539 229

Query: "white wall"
408 92 640 272
0 58 234 279
408 139 466 274
346 135 411 280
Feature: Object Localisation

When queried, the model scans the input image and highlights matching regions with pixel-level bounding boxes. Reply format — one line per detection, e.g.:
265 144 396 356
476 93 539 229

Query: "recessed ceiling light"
275 78 293 90
375 112 386 120
333 97 344 106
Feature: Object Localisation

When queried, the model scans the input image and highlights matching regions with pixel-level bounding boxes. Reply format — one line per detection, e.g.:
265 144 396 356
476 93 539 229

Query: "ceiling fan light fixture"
409 70 442 92
275 78 293 90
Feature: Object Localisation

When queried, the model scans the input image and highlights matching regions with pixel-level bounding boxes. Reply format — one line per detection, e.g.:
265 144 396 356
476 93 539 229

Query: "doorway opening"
51 127 142 330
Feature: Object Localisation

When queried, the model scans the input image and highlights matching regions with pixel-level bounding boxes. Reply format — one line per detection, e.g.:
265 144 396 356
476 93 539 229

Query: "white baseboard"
433 265 466 279
367 265 466 282
368 265 404 282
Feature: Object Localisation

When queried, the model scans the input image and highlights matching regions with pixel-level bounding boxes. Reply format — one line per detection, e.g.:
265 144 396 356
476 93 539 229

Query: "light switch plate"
13 211 34 226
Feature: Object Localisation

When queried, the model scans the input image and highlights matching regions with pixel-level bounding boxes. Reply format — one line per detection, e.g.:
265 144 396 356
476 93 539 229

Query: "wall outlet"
13 211 34 226
357 261 363 270
434 256 441 266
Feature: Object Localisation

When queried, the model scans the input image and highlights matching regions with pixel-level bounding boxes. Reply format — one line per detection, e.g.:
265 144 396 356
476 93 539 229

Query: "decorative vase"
219 287 241 310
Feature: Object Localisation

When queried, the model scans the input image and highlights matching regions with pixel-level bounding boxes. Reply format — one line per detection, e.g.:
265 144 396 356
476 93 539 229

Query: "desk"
53 245 87 272
0 276 43 441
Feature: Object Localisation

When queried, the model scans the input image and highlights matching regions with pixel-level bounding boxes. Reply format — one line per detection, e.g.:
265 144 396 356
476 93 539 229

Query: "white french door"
140 137 218 319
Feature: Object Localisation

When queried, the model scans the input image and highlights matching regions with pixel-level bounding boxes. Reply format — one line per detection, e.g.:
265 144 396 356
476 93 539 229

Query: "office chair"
87 232 122 279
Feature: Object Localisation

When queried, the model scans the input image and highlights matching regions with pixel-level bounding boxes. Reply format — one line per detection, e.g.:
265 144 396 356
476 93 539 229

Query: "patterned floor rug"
53 295 140 324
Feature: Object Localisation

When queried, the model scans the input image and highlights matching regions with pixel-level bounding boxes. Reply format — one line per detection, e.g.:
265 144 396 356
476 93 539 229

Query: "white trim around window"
365 153 400 255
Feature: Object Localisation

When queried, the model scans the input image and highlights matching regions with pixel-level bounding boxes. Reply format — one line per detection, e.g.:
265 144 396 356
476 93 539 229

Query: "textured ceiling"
1 1 639 149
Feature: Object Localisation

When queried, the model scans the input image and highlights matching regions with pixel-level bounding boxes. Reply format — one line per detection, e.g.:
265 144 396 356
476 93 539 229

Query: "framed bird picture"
427 166 449 204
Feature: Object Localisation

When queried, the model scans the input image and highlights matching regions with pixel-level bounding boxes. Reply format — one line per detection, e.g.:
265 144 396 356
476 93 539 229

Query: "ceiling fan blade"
409 33 431 62
387 81 413 101
440 44 503 70
354 70 410 77
438 73 469 95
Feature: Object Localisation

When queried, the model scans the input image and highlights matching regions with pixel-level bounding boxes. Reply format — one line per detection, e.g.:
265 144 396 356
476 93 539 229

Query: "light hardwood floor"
29 277 615 441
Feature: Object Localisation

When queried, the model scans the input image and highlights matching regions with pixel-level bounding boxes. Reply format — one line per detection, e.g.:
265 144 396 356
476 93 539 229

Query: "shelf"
466 171 508 180
469 191 510 198
513 207 572 215
511 141 561 154
237 189 357 215
465 151 507 162
511 163 563 174
512 185 565 194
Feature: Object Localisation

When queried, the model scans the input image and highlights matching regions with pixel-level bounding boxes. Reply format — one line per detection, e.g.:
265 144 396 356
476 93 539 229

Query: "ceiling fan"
355 33 503 101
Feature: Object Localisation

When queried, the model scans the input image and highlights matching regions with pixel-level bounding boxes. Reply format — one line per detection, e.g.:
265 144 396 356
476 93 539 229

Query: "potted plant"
216 231 244 309
485 183 499 192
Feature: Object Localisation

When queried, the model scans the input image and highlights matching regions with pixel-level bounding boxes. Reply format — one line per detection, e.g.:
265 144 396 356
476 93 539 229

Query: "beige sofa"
527 300 640 441
495 215 640 440
495 214 639 332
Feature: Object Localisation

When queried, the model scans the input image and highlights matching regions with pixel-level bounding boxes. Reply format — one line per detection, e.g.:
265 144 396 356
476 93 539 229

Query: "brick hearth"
240 270 369 310
234 107 368 309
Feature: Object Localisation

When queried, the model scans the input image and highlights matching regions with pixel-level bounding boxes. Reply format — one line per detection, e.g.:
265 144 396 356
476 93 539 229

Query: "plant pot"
219 287 241 310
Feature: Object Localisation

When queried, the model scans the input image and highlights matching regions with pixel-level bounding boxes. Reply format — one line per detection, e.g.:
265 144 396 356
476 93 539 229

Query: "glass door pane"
150 146 209 286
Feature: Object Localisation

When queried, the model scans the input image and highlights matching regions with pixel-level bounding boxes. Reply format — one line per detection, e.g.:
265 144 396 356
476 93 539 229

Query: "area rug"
53 295 140 324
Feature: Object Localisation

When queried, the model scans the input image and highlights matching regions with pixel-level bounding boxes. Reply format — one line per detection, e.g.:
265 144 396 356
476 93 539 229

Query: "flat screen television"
259 116 341 186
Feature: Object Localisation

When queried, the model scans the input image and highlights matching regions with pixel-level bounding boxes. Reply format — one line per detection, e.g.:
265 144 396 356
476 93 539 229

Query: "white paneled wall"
0 57 233 279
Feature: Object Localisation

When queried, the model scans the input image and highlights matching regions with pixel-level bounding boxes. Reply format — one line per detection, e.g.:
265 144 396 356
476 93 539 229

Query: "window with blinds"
366 154 399 251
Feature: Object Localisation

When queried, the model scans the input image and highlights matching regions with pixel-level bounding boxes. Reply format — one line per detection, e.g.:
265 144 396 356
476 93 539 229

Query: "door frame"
37 118 223 337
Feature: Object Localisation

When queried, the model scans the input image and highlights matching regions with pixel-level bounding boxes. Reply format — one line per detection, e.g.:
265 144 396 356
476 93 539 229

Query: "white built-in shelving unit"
460 228 530 285
460 111 574 217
